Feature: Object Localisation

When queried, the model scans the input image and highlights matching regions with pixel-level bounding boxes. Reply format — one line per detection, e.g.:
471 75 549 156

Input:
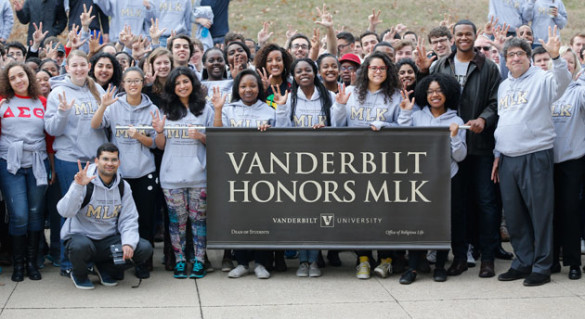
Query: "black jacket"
430 49 501 156
15 0 67 42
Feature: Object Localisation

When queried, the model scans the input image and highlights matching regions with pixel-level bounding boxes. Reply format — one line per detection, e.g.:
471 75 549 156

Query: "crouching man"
57 143 153 289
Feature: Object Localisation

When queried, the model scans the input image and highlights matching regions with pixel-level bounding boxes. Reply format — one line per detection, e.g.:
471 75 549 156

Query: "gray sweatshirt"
334 86 403 129
523 0 568 43
275 88 341 127
552 72 585 163
488 0 530 32
99 93 159 178
160 104 214 189
57 164 140 250
221 100 276 128
45 75 108 162
495 58 571 157
398 107 467 178
92 0 156 42
202 80 233 104
154 0 192 37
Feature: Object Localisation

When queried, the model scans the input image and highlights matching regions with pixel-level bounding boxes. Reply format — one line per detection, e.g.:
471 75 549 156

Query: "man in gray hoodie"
57 143 152 290
493 29 571 286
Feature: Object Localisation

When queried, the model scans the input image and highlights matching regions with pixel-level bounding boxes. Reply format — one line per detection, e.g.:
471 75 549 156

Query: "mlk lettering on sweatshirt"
202 79 233 105
92 0 156 42
155 0 193 37
221 100 276 128
97 93 159 178
0 95 49 185
398 107 467 178
57 164 139 249
44 75 107 162
275 88 342 127
334 86 403 129
551 71 585 163
495 57 571 157
159 104 214 190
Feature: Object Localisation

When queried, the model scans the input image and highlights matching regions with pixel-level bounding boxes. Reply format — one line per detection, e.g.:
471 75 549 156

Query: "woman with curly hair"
89 52 122 92
253 43 293 109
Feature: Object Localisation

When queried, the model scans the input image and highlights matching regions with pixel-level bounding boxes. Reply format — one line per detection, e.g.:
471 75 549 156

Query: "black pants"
234 250 269 267
125 173 158 244
66 234 152 278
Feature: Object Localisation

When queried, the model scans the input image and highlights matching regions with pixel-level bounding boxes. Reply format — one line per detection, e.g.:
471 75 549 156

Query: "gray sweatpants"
499 149 554 275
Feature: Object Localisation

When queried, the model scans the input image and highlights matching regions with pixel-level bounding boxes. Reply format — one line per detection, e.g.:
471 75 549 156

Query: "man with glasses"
336 32 355 57
287 34 311 60
5 41 26 63
474 35 493 58
428 26 453 60
338 53 360 86
493 32 571 287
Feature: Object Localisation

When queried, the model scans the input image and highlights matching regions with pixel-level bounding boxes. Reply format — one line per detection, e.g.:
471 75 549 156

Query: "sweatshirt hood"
507 65 538 82
49 75 86 90
297 88 321 102
116 93 155 111
422 107 458 120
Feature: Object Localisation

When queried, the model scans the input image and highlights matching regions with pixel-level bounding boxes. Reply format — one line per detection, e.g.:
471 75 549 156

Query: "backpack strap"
80 181 125 209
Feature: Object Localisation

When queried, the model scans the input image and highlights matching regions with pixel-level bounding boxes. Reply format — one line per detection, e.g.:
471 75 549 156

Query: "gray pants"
499 149 554 275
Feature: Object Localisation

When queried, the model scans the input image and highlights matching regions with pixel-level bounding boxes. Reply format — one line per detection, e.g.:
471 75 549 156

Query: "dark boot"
26 231 42 280
11 235 26 282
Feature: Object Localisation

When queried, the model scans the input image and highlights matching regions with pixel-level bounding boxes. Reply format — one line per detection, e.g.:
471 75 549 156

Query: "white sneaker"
309 262 321 277
427 250 437 264
228 265 249 278
374 259 392 278
467 244 476 267
296 262 309 277
356 261 371 279
254 264 270 279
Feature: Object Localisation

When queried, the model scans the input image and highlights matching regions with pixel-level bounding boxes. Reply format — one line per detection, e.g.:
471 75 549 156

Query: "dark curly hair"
253 43 293 84
395 58 419 98
231 69 266 103
0 62 40 100
414 73 460 111
89 52 122 90
162 66 207 121
290 58 333 126
354 51 400 105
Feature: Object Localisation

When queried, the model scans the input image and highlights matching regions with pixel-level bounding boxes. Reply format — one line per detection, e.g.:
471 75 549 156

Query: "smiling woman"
89 52 122 92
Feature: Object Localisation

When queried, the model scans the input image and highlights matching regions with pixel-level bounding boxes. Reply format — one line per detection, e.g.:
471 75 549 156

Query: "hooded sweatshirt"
523 0 568 43
99 93 159 178
488 0 529 32
45 75 108 162
92 0 156 42
551 72 585 163
57 163 139 250
399 107 467 178
494 58 571 157
160 104 214 189
221 100 276 128
275 88 340 127
155 0 192 37
334 86 403 129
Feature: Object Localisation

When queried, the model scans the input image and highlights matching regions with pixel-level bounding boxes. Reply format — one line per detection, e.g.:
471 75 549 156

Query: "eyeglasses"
367 66 387 72
337 43 351 51
292 44 309 50
125 79 143 85
340 66 356 71
475 46 491 51
430 37 449 45
506 51 527 58
426 89 443 95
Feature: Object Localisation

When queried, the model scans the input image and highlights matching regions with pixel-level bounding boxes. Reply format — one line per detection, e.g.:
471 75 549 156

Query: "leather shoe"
569 266 581 280
495 245 513 260
446 259 468 276
523 272 550 286
433 268 447 282
399 269 417 285
498 268 530 281
479 261 495 278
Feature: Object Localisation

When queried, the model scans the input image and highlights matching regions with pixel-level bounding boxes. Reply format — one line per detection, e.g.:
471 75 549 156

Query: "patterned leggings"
163 187 207 263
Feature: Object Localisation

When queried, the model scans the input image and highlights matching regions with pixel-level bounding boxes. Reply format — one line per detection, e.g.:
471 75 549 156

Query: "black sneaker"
498 268 530 281
399 269 417 285
433 268 448 282
135 264 150 279
523 272 551 287
190 261 206 279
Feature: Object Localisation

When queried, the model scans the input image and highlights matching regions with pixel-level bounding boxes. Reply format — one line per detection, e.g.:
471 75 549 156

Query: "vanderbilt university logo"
320 214 335 228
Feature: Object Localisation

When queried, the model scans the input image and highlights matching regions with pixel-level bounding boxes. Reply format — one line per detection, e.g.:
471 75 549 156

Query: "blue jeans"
55 158 80 271
299 250 318 263
0 159 49 236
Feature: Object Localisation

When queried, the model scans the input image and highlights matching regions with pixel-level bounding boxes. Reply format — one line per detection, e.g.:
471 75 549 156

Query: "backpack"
81 182 125 208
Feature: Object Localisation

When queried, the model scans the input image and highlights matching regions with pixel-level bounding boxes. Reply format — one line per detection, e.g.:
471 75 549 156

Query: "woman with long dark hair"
254 43 293 109
89 52 122 92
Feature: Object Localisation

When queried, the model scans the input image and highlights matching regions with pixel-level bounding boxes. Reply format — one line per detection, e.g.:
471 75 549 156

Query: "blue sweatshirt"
98 93 159 178
57 164 140 249
551 72 585 163
0 0 13 40
45 76 108 162
523 0 567 43
221 100 276 127
275 88 340 127
153 0 192 37
92 0 156 42
398 107 467 178
160 104 214 189
495 58 571 157
488 0 529 32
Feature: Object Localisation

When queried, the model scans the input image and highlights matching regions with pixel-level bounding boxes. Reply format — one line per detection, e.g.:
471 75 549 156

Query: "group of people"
0 0 583 289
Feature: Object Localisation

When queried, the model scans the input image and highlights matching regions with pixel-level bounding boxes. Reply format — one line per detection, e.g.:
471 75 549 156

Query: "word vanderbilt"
225 151 431 204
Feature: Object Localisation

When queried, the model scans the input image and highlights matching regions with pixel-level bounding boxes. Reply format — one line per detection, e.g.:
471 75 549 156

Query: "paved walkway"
0 242 583 319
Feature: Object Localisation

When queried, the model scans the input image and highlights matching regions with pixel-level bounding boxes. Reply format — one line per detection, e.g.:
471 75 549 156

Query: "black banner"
207 127 451 249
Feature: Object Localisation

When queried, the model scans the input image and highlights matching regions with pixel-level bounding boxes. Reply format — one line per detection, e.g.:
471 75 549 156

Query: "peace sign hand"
58 92 75 112
100 84 119 109
151 110 166 134
257 68 273 91
335 83 351 104
74 160 96 186
271 84 288 105
540 25 561 59
399 89 415 110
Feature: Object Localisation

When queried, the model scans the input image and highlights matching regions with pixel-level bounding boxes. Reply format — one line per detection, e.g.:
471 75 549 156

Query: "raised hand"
395 24 408 34
315 4 333 29
43 41 58 60
257 21 273 45
89 31 106 56
285 24 298 40
149 18 167 44
143 60 156 86
335 83 351 104
399 89 415 110
118 25 135 49
151 110 166 134
540 25 561 58
58 92 75 112
367 9 382 31
142 0 151 9
132 35 151 61
80 4 95 31
67 24 87 49
490 23 511 52
211 86 228 110
229 55 246 80
414 37 435 73
382 26 396 42
74 160 96 186
483 16 498 36
32 22 48 50
100 84 119 108
310 28 320 51
12 0 23 11
257 68 272 91
271 84 288 105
